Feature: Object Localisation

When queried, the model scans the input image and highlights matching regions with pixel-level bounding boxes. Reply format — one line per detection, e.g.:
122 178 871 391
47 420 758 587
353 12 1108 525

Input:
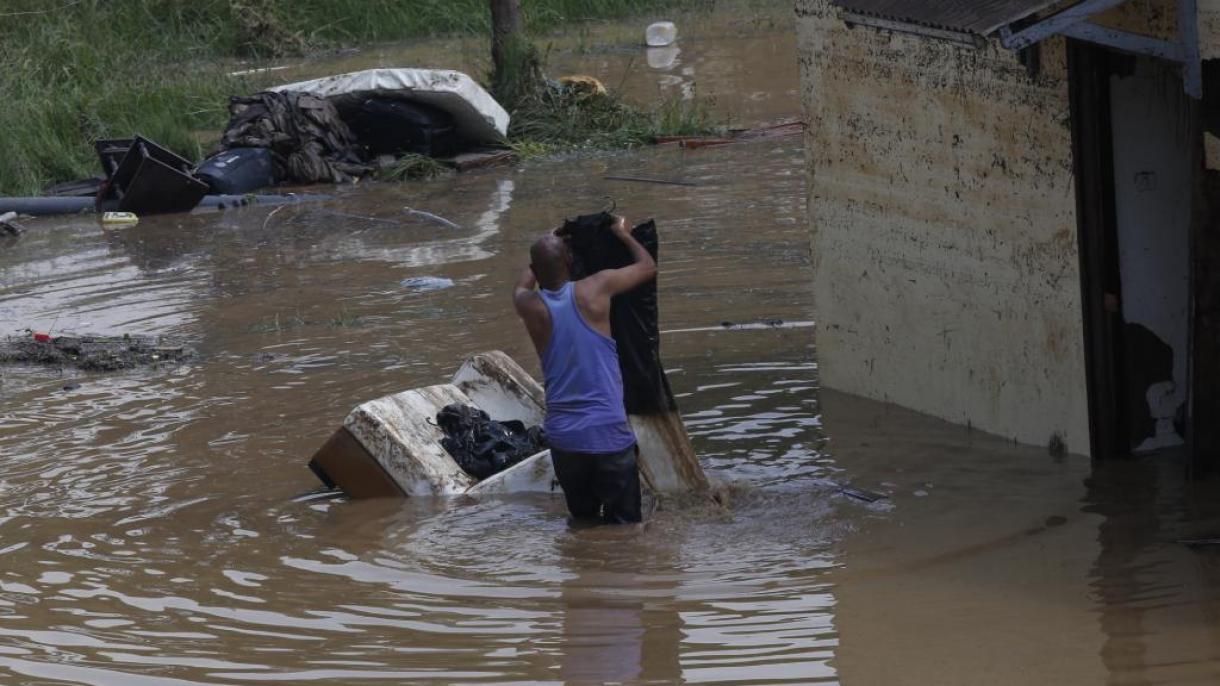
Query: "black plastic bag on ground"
436 404 548 481
558 212 675 415
337 98 460 158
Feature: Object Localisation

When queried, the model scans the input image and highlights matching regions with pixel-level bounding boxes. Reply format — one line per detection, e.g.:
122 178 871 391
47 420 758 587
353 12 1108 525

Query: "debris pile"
435 403 547 480
0 334 194 371
216 91 371 184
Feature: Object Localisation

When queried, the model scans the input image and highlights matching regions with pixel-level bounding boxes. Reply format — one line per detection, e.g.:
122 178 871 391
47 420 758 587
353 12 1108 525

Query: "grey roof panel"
832 0 1064 36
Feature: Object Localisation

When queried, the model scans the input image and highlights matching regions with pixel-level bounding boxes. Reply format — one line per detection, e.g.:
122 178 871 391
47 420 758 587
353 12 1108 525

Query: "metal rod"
604 175 698 187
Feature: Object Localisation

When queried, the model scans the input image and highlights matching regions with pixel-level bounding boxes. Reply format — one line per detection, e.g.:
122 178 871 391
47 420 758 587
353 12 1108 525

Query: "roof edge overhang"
841 11 983 47
834 0 1203 99
998 0 1201 98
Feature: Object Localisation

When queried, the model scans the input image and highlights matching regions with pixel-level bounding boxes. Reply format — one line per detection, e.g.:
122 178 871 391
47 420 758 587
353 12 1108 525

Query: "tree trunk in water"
488 0 541 111
490 0 523 79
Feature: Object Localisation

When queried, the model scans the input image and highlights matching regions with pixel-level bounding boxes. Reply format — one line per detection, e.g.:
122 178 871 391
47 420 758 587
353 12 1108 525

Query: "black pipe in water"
0 194 328 217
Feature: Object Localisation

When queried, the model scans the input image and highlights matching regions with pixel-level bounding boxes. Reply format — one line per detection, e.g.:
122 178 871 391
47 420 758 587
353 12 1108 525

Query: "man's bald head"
530 235 572 289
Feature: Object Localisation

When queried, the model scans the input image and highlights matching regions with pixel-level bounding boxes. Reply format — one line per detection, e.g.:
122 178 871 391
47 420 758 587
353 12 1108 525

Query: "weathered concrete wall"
1094 0 1177 39
1202 0 1220 59
796 0 1092 454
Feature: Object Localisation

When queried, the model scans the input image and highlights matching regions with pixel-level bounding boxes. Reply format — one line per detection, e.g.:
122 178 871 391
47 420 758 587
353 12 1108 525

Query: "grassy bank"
0 0 726 196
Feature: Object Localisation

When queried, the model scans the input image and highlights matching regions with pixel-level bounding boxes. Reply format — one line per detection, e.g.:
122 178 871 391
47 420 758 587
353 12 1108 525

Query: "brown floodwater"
3 7 1220 685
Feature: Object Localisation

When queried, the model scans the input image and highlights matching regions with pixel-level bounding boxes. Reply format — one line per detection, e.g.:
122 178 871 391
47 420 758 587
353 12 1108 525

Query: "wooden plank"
630 411 711 494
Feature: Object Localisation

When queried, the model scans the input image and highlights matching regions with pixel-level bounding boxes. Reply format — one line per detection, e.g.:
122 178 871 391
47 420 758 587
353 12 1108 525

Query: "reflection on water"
4 6 1220 685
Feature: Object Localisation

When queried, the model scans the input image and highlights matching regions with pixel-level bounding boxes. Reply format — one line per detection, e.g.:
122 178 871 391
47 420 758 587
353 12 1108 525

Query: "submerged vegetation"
0 0 724 196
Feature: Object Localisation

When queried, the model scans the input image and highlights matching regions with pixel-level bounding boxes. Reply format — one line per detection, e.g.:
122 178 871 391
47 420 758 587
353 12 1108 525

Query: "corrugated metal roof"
831 0 1064 36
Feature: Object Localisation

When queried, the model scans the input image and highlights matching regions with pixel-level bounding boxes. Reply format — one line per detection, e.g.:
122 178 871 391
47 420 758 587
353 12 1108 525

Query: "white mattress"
271 68 509 143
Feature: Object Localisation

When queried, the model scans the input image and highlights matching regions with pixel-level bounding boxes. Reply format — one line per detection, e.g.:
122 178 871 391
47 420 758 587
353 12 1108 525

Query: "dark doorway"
1069 41 1201 463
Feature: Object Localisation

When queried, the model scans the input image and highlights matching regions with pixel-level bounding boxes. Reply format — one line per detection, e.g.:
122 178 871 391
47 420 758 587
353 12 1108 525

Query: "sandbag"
436 404 547 480
559 212 675 415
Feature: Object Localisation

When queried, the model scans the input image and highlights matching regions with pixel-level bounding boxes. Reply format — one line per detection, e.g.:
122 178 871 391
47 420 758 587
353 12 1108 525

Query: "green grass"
508 86 716 150
0 0 730 195
247 310 307 334
326 307 365 329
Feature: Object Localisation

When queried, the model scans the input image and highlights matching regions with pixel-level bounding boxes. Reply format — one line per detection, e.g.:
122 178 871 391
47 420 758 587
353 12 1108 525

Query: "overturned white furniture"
308 350 710 498
271 68 510 142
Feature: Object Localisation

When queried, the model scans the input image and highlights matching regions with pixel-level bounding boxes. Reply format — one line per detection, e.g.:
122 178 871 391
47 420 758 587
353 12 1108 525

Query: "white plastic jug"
646 21 677 47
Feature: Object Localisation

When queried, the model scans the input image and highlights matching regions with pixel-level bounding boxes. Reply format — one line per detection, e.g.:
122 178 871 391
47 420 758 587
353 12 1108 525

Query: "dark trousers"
550 444 642 524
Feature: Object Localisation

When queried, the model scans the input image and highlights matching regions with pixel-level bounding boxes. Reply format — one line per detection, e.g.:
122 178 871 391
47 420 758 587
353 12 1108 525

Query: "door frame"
1068 39 1129 461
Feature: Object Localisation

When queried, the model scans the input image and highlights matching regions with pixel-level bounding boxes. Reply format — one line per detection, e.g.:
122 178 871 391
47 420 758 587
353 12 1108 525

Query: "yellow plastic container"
101 212 139 227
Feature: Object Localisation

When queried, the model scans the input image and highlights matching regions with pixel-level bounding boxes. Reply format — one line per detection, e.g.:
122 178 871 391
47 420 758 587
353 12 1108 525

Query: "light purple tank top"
539 282 636 453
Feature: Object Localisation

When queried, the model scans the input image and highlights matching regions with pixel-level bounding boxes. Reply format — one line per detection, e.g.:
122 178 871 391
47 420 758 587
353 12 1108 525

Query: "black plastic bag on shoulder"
557 211 676 415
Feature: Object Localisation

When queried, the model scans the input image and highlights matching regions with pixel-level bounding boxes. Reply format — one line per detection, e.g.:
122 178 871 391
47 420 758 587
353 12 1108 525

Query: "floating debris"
0 211 25 237
0 333 194 371
605 174 698 187
400 276 455 293
661 320 815 335
837 486 887 503
403 206 460 229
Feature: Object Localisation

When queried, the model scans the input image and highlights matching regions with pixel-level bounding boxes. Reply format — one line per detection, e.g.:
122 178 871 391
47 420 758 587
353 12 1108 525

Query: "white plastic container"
646 21 678 47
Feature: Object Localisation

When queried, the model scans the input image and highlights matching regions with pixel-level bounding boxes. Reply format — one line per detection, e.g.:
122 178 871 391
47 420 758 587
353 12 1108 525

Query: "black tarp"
558 212 675 415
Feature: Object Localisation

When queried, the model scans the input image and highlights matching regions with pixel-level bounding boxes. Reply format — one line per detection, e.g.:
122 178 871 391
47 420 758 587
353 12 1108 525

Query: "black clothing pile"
558 212 675 415
216 91 372 184
435 404 548 480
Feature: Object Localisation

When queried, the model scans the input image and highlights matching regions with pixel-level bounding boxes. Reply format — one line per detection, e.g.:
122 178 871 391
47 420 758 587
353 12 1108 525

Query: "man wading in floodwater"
513 215 656 524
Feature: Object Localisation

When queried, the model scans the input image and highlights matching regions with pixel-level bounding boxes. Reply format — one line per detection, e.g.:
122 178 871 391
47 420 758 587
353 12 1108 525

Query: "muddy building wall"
795 0 1092 454
1203 0 1220 59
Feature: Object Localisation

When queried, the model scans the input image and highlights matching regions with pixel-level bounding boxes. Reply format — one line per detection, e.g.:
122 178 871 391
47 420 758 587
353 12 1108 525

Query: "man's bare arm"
588 216 657 297
513 266 538 313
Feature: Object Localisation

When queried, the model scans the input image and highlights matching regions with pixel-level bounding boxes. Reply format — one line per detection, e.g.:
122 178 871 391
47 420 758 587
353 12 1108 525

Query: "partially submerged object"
0 333 194 372
646 21 678 47
308 351 554 498
557 75 607 98
195 147 276 195
271 68 510 143
0 212 25 237
308 351 710 499
98 136 210 215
